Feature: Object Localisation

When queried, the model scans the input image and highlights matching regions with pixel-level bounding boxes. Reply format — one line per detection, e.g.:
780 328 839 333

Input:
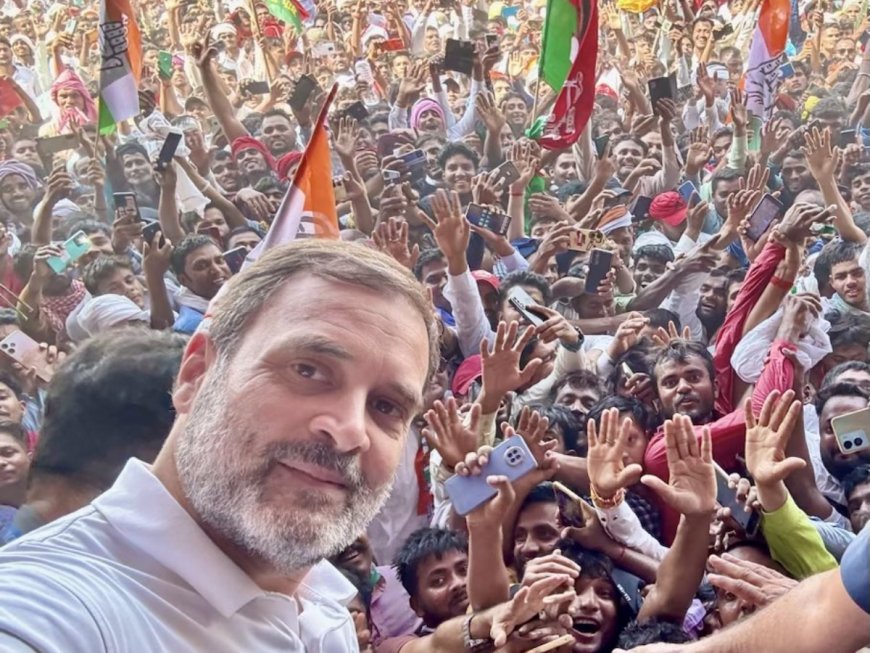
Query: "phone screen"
746 194 782 241
443 39 475 75
594 134 610 159
289 75 318 111
585 249 613 294
156 131 182 170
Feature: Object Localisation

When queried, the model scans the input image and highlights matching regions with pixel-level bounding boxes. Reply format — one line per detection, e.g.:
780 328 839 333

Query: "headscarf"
75 294 149 341
276 150 303 181
0 160 41 190
410 98 446 131
50 69 98 132
230 136 277 172
9 34 34 60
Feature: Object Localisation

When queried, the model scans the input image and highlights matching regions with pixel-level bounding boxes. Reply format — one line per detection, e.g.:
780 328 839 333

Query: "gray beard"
175 359 393 574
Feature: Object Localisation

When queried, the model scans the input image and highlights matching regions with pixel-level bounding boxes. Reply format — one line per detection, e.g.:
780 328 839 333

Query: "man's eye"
372 398 403 419
293 363 323 380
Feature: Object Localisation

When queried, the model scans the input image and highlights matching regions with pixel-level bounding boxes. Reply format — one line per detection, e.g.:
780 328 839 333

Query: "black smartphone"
245 80 270 95
633 195 653 222
712 23 734 39
465 203 511 236
507 286 546 327
584 248 613 294
555 488 585 529
839 128 857 148
288 74 319 111
647 73 677 113
155 130 182 171
714 462 761 537
399 148 427 182
485 33 499 48
593 134 610 159
746 193 783 241
343 101 369 121
222 246 247 274
493 160 520 187
141 220 165 247
113 192 141 221
443 38 475 75
36 133 78 156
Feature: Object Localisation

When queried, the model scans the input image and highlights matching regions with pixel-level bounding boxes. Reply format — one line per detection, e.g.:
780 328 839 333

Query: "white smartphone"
832 407 870 456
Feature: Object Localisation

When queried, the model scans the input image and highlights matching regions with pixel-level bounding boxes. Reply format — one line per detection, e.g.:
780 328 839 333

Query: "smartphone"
553 481 592 529
832 406 870 456
507 286 546 327
485 33 499 48
113 192 141 221
713 461 760 537
157 50 174 80
621 362 634 377
443 38 475 75
64 17 77 33
633 195 653 221
343 101 369 121
379 37 406 52
288 74 319 112
584 248 613 294
492 160 520 187
35 133 78 157
647 73 676 113
465 203 511 236
46 230 92 274
222 246 247 274
593 134 610 159
0 330 55 382
196 224 223 245
779 61 795 79
382 169 401 186
312 41 336 58
155 130 182 171
333 176 348 202
444 435 538 515
712 23 734 39
677 180 698 204
745 193 783 241
141 220 165 248
839 128 857 149
245 80 270 95
567 228 607 252
399 148 427 183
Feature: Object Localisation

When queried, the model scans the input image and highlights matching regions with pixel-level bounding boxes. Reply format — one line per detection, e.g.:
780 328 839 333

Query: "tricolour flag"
97 0 142 134
745 0 790 120
537 0 598 150
264 0 309 31
244 84 339 269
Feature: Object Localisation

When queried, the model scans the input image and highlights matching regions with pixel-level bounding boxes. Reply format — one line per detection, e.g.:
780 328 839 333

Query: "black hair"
337 565 375 617
0 307 17 327
813 240 862 290
66 218 110 239
81 256 134 296
500 270 552 307
556 180 588 203
811 97 847 119
550 370 606 405
643 308 681 331
171 233 218 277
652 340 715 386
12 243 37 283
843 465 870 501
816 382 870 418
0 419 25 447
32 329 187 490
115 141 150 163
611 133 649 156
519 482 557 513
393 527 468 597
413 248 445 281
587 395 652 434
0 370 22 399
711 167 743 194
825 311 870 351
437 142 480 171
618 618 692 647
241 113 264 136
634 244 675 266
822 361 870 389
527 404 583 453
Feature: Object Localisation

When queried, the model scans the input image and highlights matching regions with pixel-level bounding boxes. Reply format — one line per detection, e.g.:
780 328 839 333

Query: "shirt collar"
94 459 267 618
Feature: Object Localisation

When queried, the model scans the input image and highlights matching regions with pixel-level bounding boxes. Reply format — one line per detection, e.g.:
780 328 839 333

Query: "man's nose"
309 391 371 454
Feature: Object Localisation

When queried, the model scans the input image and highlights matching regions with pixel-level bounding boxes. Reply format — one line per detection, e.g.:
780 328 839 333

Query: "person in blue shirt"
171 234 231 335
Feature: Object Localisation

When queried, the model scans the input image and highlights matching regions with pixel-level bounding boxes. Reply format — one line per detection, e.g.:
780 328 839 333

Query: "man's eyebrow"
387 381 424 416
280 335 353 360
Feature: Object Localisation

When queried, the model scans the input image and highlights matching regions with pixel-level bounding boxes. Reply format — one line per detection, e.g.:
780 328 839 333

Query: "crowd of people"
0 0 865 650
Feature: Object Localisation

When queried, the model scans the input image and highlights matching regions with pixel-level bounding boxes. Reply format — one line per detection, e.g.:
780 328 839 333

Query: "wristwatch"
462 614 490 651
560 326 586 352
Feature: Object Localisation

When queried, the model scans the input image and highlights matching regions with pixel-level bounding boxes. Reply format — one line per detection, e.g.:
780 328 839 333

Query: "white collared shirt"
0 459 360 652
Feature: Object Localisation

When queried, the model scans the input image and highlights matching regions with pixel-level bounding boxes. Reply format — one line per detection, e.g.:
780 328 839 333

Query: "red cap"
595 84 618 101
649 191 688 227
471 270 500 291
451 355 483 397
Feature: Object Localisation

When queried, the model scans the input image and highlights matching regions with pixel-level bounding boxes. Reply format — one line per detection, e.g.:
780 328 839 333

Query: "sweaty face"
503 98 528 126
655 355 716 421
213 159 242 193
418 109 445 134
180 243 231 299
174 277 430 574
820 394 870 480
568 575 620 653
412 550 469 627
713 179 741 218
513 501 560 576
56 87 85 112
829 259 867 309
553 152 578 186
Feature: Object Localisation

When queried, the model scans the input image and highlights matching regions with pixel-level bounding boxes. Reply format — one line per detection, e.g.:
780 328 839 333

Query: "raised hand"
458 448 517 528
744 389 806 490
479 321 541 412
421 189 469 265
650 320 692 347
334 116 359 160
729 88 748 132
476 91 506 134
371 217 420 271
802 126 837 180
696 63 715 104
472 170 505 206
489 575 576 647
775 202 835 244
520 550 581 587
706 553 798 609
509 407 557 468
587 407 645 500
640 415 717 516
423 397 481 469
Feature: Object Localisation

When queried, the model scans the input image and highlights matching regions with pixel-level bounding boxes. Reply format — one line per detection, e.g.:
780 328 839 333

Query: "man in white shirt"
0 240 438 652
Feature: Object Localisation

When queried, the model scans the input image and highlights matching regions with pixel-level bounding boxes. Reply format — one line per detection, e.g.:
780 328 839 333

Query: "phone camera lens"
504 446 523 466
855 437 864 447
845 440 854 450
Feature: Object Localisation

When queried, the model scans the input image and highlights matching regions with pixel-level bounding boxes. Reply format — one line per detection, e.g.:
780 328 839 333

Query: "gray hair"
207 239 440 383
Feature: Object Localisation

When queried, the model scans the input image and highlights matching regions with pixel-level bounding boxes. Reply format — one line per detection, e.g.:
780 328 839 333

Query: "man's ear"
173 331 214 414
409 595 423 618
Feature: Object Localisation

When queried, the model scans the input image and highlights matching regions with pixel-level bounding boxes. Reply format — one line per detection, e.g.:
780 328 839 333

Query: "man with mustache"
0 241 439 651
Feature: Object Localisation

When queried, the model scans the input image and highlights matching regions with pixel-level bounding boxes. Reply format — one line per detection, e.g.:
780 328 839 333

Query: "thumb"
519 358 544 384
773 457 806 479
640 474 673 500
617 463 644 487
490 623 508 648
561 526 585 542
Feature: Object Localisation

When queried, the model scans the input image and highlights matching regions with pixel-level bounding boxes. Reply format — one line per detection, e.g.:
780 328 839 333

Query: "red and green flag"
537 0 598 150
263 0 309 31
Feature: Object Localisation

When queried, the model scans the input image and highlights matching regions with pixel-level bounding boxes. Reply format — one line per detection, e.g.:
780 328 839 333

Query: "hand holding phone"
746 193 783 241
46 231 92 274
443 38 475 75
584 249 613 294
465 203 511 236
832 407 870 456
0 331 56 382
507 287 547 327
